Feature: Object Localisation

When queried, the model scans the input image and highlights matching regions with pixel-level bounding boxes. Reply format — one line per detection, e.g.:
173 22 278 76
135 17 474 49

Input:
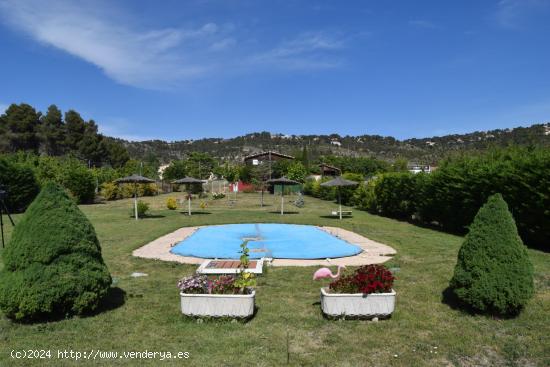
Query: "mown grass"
1 193 549 366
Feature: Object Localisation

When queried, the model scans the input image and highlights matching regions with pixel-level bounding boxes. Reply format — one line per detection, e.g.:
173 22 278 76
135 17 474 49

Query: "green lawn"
1 193 549 366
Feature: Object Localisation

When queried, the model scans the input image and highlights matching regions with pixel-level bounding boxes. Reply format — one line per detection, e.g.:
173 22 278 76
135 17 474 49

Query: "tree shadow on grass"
88 287 127 316
179 211 212 215
441 286 519 319
441 286 468 313
319 215 354 219
267 211 300 215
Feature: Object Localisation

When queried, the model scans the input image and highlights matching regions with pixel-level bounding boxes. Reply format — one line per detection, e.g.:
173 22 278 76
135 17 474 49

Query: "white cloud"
408 20 439 29
209 38 236 51
0 0 349 89
0 0 228 89
494 0 549 29
0 103 8 113
249 32 345 70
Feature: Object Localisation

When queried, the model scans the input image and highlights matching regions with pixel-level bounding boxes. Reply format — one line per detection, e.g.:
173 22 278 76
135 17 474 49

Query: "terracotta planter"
180 290 255 318
320 287 396 318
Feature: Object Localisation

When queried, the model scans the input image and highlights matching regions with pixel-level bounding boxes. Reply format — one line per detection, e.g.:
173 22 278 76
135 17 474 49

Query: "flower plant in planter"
178 241 256 318
321 264 396 318
329 264 394 294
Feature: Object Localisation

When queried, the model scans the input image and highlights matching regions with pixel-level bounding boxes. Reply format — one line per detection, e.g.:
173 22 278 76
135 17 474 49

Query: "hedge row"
0 159 40 212
100 182 159 200
0 154 162 209
308 147 549 249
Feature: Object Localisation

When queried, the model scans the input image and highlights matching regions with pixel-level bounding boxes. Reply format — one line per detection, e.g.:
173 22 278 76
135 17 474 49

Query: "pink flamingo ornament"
313 265 346 281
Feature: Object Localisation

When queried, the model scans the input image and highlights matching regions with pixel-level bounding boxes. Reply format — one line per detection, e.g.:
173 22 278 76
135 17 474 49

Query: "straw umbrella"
115 174 155 220
266 177 300 215
321 176 358 220
173 176 203 216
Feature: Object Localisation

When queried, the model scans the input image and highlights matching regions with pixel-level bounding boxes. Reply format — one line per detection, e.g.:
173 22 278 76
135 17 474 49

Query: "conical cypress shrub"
0 182 111 321
449 193 534 316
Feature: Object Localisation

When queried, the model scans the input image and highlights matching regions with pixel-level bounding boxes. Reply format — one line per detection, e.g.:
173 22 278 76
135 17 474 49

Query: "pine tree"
449 193 534 316
64 110 86 153
0 183 111 321
0 103 41 152
40 104 65 155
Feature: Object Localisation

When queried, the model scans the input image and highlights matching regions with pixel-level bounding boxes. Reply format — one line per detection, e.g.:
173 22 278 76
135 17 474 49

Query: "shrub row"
99 182 158 201
0 158 40 212
308 147 549 249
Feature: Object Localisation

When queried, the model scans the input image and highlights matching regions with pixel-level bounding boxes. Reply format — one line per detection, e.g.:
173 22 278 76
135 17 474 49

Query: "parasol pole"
187 186 192 216
134 183 138 220
338 187 342 220
281 186 284 215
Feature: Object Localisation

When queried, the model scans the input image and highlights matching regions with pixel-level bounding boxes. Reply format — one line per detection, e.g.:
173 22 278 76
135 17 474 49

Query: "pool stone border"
132 225 396 267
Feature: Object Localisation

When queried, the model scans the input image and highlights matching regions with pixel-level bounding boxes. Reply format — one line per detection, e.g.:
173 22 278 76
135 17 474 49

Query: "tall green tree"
103 139 130 168
286 161 308 182
64 110 86 153
185 152 216 179
40 104 65 155
0 103 41 153
78 120 106 166
162 160 187 181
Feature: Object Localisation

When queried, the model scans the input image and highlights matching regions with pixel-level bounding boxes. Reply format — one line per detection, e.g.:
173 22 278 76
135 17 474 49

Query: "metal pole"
0 199 16 248
0 208 4 248
188 195 191 216
269 152 272 180
281 186 284 215
134 183 138 220
339 187 342 220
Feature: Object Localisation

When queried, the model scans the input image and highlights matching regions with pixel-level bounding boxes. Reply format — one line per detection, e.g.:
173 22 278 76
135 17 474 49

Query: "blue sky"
0 0 549 141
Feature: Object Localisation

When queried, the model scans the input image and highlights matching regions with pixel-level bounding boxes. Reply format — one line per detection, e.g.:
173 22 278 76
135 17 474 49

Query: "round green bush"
131 200 149 218
449 193 534 316
0 158 40 213
0 183 111 321
61 163 96 204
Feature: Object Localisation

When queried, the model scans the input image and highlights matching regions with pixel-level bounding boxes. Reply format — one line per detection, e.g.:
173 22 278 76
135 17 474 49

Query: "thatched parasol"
115 174 155 220
266 177 301 215
321 176 358 220
173 176 203 215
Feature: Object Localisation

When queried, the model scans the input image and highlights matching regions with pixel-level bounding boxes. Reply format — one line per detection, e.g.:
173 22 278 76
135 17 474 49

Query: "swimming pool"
170 223 363 260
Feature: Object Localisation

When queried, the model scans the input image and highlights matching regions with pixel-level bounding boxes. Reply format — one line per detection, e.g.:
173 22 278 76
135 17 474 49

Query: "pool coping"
132 225 397 267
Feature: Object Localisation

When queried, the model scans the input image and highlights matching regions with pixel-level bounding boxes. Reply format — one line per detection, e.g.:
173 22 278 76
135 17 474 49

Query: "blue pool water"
170 223 362 259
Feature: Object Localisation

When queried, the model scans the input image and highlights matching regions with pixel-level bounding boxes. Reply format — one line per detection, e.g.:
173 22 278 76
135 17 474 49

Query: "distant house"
319 163 341 177
330 141 342 147
243 151 294 166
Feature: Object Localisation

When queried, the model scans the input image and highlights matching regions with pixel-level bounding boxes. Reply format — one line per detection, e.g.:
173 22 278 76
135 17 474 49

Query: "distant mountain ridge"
118 123 550 164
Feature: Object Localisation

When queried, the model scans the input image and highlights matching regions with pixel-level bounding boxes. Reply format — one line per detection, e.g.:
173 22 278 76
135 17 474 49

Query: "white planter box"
180 290 255 318
320 287 396 318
